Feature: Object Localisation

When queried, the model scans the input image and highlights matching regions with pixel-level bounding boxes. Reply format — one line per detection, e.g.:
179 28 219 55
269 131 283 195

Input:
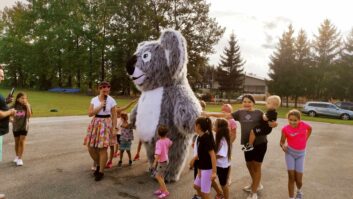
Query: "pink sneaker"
158 191 169 199
105 161 113 169
154 189 163 195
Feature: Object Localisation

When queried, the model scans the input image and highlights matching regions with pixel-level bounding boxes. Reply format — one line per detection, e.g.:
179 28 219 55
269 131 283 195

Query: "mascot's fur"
126 29 201 182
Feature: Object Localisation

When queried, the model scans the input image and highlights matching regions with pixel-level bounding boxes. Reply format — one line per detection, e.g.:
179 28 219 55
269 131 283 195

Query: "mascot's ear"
160 29 187 71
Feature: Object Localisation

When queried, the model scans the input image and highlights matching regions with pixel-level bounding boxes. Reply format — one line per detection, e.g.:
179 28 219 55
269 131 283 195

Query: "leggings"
285 146 306 173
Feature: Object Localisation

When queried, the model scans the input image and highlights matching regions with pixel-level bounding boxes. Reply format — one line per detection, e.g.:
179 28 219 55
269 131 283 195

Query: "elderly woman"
84 81 117 181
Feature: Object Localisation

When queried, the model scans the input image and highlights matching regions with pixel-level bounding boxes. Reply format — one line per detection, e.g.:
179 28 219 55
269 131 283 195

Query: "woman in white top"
84 81 117 181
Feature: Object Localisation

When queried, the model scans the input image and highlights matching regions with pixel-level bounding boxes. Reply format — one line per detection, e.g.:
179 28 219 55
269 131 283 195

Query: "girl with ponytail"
193 117 217 199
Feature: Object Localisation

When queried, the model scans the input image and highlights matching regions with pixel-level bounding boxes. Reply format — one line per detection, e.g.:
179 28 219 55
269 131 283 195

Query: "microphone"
103 95 107 111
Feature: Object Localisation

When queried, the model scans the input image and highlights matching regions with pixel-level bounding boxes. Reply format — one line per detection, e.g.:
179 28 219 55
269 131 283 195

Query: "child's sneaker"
246 192 258 199
192 194 201 199
295 190 304 199
105 161 113 169
13 156 19 163
242 143 254 152
0 193 5 199
154 189 163 195
158 191 169 199
118 161 122 167
243 184 263 192
16 159 23 166
129 160 132 166
133 154 140 161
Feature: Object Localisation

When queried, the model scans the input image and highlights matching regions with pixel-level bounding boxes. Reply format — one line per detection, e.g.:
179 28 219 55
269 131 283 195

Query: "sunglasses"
99 85 111 89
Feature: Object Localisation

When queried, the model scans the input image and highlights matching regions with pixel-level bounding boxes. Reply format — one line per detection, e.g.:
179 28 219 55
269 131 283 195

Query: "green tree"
216 32 245 99
292 29 313 106
312 19 342 100
267 25 296 107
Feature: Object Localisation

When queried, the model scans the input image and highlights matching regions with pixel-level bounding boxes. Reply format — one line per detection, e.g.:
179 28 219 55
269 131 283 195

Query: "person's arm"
88 101 105 117
209 150 217 180
306 126 312 140
189 155 198 169
111 106 117 133
203 112 232 119
117 98 138 112
230 126 236 143
25 103 32 118
152 154 160 169
280 130 287 152
0 109 16 119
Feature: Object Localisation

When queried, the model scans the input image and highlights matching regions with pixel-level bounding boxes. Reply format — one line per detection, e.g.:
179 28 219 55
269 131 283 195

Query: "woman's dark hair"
215 119 232 160
195 117 215 147
242 94 256 104
158 125 169 137
12 92 27 110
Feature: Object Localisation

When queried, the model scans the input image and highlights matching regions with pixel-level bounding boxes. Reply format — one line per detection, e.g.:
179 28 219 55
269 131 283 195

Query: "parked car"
335 101 353 111
302 101 353 120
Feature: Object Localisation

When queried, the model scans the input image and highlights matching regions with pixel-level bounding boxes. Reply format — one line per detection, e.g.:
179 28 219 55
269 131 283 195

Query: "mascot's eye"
142 51 152 62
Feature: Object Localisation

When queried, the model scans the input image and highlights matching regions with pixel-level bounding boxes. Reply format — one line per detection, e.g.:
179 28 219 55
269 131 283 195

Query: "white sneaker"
16 159 23 166
13 156 19 163
243 183 264 192
0 193 5 199
246 192 258 199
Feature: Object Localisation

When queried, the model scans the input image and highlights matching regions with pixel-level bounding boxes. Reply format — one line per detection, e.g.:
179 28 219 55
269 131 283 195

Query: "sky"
1 0 353 78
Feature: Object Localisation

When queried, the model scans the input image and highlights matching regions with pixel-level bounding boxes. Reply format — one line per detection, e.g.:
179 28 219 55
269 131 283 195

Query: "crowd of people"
0 71 313 199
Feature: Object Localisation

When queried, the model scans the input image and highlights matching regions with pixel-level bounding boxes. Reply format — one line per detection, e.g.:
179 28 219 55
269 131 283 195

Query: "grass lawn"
0 89 136 117
1 89 352 125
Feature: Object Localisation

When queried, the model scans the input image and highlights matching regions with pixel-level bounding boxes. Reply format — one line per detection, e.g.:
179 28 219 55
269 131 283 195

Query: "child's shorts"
285 146 306 173
194 169 213 194
217 166 230 186
156 161 168 177
119 140 131 151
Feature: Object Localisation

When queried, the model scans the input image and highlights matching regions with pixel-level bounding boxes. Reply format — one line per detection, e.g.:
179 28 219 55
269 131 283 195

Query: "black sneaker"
129 160 132 166
118 161 122 167
95 172 104 181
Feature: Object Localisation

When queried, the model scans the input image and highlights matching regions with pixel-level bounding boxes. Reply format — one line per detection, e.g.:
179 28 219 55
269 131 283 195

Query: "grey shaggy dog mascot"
126 29 201 182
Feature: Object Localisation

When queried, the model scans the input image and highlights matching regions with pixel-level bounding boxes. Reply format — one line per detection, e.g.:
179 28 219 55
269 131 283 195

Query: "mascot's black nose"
126 55 137 75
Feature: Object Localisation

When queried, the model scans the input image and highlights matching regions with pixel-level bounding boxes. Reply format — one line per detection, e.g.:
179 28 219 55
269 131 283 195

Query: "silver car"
302 101 353 120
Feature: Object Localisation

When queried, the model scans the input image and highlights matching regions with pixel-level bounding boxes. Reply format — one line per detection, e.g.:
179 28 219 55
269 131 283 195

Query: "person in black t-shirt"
0 65 16 199
243 95 281 152
193 117 217 199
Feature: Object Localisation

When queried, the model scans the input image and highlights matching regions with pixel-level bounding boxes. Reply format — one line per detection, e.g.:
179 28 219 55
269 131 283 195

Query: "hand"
112 128 117 135
281 144 288 152
269 121 278 128
189 159 195 169
9 108 16 116
100 101 107 109
211 172 217 181
5 96 13 104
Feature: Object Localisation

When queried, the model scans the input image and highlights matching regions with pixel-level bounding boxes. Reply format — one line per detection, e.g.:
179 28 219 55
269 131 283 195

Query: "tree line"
268 20 353 106
0 0 225 94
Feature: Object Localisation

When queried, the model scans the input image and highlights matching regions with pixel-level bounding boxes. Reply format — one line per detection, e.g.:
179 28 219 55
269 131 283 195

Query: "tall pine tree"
216 32 245 99
268 25 296 107
312 19 342 100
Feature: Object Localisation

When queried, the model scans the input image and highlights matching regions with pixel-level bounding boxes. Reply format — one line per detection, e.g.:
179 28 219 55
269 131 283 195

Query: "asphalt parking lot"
0 116 352 199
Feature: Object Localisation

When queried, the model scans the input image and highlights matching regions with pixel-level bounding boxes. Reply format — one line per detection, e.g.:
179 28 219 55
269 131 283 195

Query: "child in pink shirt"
153 125 173 199
280 109 312 199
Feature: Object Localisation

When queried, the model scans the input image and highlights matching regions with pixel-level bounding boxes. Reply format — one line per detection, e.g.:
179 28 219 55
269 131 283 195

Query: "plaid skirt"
84 117 117 148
